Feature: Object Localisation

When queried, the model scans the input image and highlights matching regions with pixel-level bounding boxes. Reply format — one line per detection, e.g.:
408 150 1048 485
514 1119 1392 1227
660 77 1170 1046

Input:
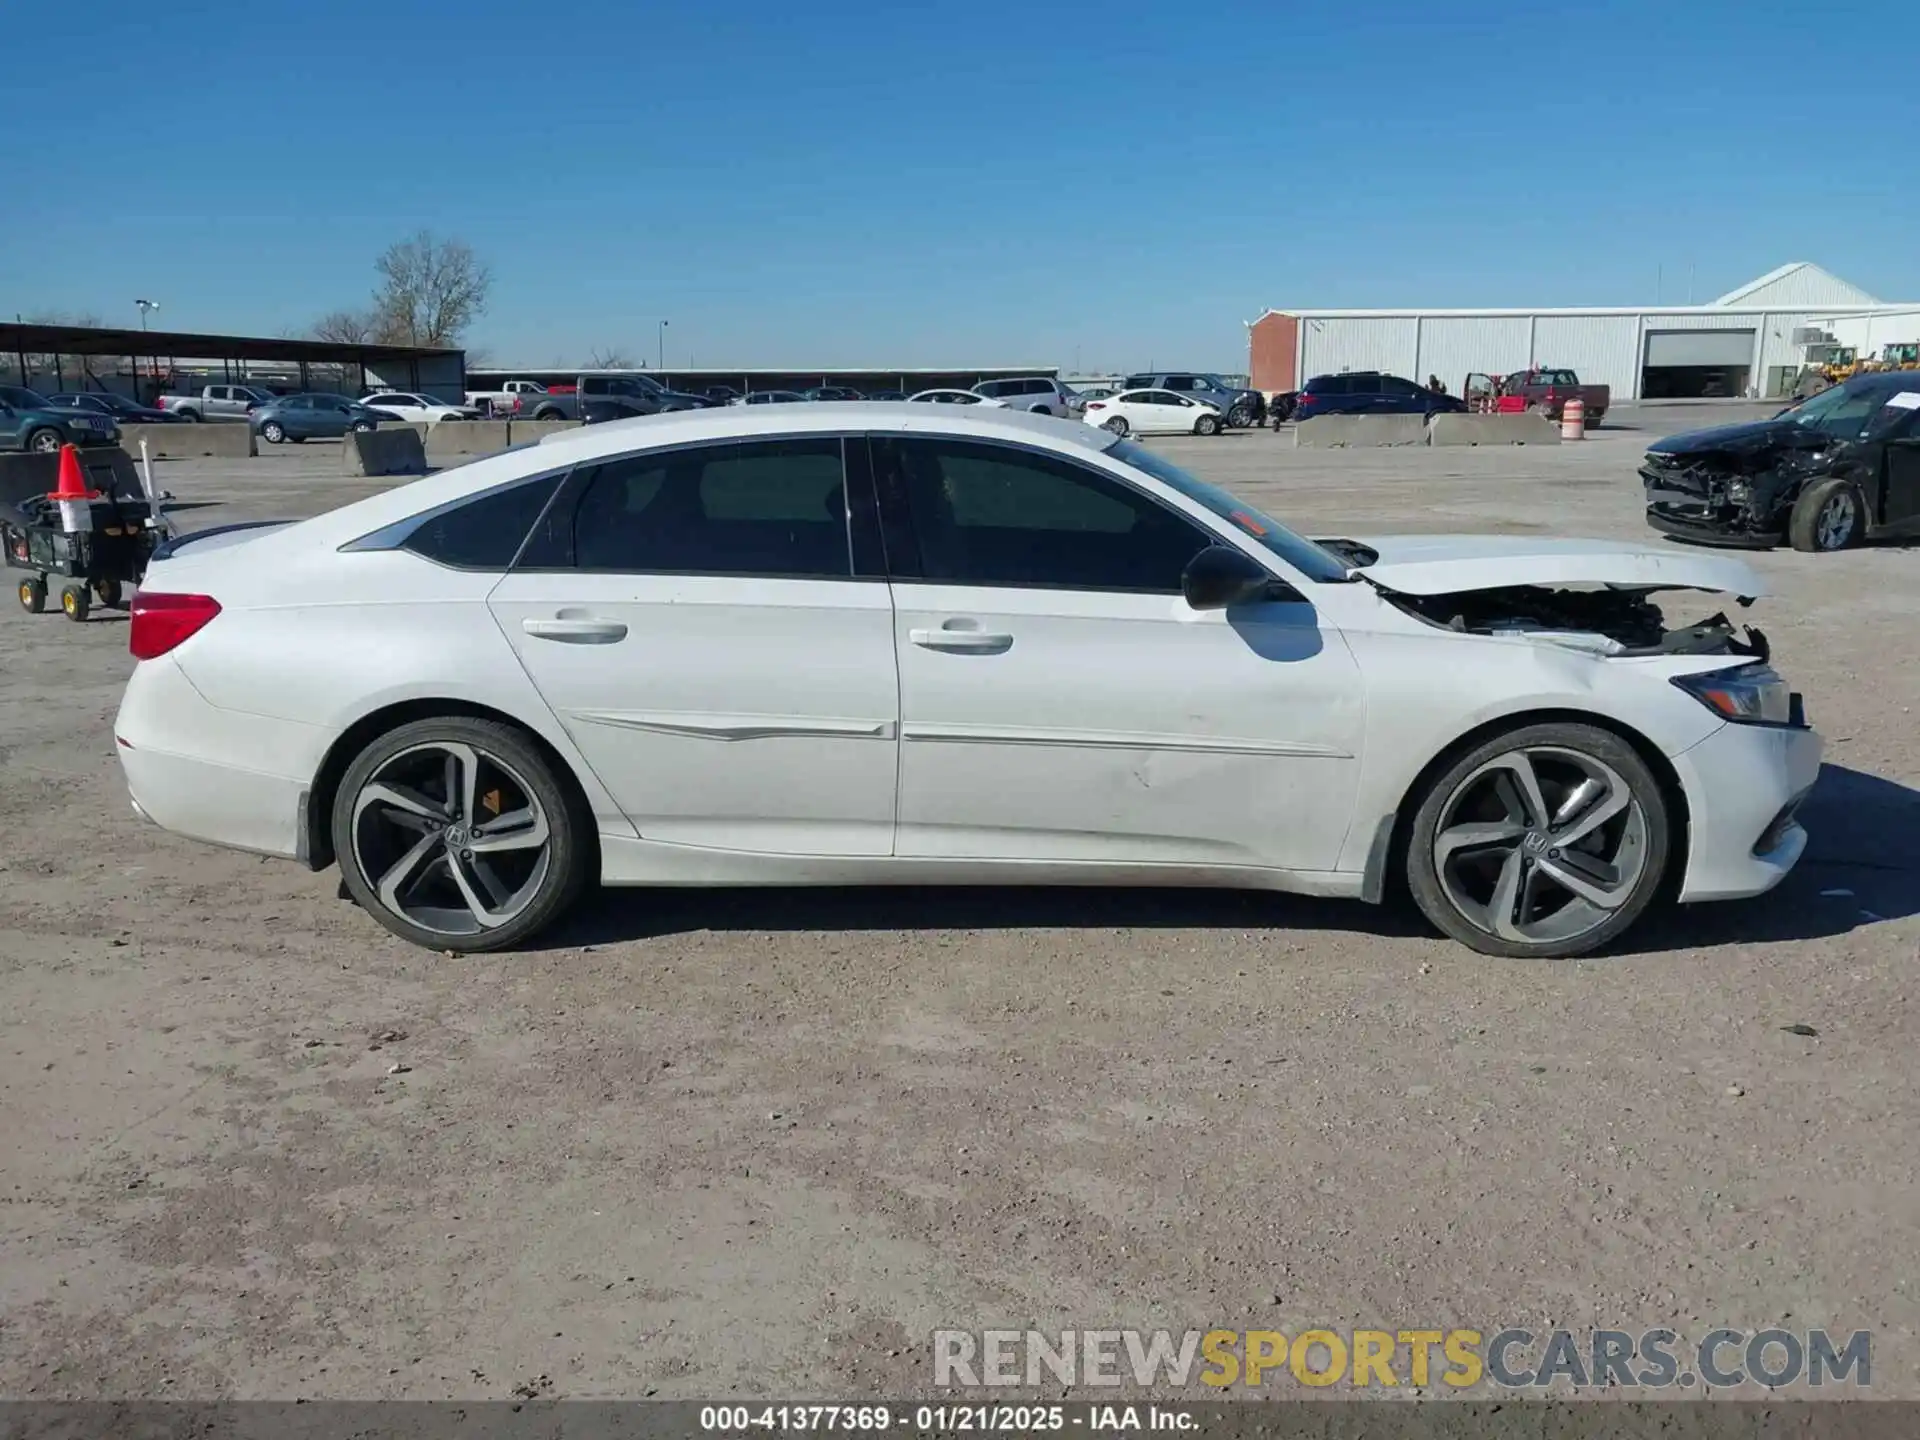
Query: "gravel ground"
1 405 1915 1401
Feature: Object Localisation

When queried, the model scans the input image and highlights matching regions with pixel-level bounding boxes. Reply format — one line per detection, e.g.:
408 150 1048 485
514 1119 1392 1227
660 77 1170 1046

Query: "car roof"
270 404 1119 552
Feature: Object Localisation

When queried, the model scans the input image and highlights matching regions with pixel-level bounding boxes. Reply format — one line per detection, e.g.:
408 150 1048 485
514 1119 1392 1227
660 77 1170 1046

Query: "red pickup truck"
1465 368 1609 427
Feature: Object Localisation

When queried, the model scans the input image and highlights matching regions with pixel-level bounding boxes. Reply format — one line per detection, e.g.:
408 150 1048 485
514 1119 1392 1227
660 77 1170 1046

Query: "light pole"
135 298 160 331
657 319 669 374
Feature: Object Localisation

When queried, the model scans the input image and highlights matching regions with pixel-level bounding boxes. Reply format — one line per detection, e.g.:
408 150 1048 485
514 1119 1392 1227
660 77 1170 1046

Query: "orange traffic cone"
48 444 101 534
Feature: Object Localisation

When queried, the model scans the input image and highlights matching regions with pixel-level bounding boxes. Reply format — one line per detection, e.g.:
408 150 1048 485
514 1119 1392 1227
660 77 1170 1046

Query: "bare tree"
370 231 491 347
310 309 377 345
586 345 636 368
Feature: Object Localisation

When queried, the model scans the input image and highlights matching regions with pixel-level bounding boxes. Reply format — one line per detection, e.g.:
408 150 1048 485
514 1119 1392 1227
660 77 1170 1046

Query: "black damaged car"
1640 371 1920 552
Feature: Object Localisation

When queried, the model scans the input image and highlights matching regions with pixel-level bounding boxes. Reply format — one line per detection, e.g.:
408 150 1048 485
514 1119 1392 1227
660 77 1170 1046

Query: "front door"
1880 401 1920 528
873 434 1365 870
487 434 900 856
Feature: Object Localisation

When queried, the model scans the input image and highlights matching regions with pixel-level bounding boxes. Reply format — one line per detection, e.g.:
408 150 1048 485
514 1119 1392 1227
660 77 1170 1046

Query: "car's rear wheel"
1102 416 1129 436
352 420 375 433
1788 477 1863 553
1194 413 1221 435
1403 722 1670 959
332 717 591 952
261 421 285 444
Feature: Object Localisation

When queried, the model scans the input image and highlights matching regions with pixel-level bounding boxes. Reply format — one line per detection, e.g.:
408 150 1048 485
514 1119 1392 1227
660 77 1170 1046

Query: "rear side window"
1307 376 1350 395
1348 375 1382 394
521 438 852 578
403 473 564 570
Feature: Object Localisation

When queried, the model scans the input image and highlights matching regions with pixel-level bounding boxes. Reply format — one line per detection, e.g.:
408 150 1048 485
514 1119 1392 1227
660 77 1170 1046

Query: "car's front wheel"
1193 413 1221 435
332 716 591 952
1788 477 1863 553
1403 721 1670 959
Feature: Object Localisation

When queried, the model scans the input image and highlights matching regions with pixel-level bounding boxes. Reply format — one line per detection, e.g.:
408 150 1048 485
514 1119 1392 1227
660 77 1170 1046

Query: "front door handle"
522 617 628 644
910 627 1013 654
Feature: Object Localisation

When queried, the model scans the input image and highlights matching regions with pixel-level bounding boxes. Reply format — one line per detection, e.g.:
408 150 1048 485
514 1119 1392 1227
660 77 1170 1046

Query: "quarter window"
878 437 1209 593
520 438 853 578
403 473 563 570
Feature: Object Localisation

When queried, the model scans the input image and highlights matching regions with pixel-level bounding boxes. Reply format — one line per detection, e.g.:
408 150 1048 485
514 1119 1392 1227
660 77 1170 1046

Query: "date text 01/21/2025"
698 1404 1193 1432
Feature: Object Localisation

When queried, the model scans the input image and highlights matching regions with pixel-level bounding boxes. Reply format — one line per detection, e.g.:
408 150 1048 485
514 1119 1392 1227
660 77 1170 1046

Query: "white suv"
971 376 1074 416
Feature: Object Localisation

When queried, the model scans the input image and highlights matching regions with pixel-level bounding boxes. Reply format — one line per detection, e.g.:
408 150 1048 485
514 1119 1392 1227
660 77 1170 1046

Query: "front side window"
1165 376 1197 391
403 473 564 570
878 437 1210 593
520 438 852 579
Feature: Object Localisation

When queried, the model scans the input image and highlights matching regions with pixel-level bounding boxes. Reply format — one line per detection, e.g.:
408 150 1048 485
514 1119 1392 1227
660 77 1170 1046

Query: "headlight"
1726 478 1752 503
1671 662 1797 726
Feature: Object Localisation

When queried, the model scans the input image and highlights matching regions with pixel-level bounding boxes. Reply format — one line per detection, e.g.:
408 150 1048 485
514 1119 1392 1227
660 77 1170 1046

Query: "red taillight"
1085 401 1106 411
129 592 222 660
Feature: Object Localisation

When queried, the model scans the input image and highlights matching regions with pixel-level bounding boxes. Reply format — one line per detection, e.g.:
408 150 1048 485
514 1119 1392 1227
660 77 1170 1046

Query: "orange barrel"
1560 396 1585 439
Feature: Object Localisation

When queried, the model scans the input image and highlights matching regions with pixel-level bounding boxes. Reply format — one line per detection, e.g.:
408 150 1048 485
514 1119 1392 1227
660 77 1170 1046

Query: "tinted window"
1385 377 1427 397
365 394 405 406
879 437 1208 592
404 473 563 570
1348 375 1382 394
525 438 851 578
1308 376 1349 395
1165 376 1197 391
1124 375 1153 390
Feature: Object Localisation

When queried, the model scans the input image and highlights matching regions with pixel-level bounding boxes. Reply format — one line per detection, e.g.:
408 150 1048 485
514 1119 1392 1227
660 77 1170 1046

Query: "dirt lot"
2 406 1916 1401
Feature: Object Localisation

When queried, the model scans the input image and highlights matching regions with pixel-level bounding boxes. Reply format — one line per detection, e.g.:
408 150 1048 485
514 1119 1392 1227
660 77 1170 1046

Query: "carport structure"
0 322 465 404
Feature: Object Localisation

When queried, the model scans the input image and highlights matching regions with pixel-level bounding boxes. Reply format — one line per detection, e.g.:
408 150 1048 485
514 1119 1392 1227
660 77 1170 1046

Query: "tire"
352 420 375 434
26 428 62 454
93 576 122 608
332 716 591 953
1194 413 1221 436
261 421 285 444
179 410 202 423
1227 404 1252 428
17 575 46 613
1787 477 1863 553
59 582 91 622
1102 416 1129 436
1403 721 1670 960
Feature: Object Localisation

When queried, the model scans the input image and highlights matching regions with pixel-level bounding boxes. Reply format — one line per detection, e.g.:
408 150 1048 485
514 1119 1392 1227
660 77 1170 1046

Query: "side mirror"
1181 544 1274 610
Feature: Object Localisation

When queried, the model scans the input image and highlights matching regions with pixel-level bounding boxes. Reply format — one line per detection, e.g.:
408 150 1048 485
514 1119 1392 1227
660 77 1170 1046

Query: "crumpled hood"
1646 419 1804 455
1338 533 1770 599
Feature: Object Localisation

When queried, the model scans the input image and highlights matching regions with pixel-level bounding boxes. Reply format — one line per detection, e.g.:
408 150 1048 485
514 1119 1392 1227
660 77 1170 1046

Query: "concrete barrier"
424 420 511 461
1293 414 1431 448
341 427 429 477
1429 413 1561 447
507 419 584 445
117 423 257 458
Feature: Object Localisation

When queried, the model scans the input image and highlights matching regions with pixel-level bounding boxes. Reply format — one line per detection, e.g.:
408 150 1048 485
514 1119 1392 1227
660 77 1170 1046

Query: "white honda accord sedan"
114 405 1821 960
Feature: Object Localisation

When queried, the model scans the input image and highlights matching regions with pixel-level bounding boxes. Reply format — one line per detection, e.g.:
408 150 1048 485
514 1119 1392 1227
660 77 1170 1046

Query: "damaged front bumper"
1640 455 1788 547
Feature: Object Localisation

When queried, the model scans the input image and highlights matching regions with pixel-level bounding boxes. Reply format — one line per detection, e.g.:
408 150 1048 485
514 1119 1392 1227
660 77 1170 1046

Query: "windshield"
1784 381 1886 436
0 385 52 407
1108 439 1352 584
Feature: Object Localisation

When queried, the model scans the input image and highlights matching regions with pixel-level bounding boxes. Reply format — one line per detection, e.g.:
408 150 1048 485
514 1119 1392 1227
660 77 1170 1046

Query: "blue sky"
6 0 1917 372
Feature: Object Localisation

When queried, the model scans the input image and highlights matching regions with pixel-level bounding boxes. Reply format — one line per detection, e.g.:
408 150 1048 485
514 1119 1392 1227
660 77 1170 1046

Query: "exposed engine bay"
1381 583 1768 659
1639 441 1845 543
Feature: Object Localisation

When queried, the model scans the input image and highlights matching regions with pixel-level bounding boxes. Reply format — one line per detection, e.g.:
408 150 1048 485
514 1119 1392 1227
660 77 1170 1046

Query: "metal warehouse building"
1247 262 1920 402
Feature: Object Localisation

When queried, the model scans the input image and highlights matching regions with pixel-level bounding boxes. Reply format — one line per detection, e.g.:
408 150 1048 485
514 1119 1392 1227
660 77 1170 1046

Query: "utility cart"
2 446 170 622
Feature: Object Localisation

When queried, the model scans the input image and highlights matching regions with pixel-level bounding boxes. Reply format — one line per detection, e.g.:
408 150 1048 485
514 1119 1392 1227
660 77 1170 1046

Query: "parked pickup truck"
157 384 277 421
463 379 553 417
478 374 719 423
1465 368 1609 426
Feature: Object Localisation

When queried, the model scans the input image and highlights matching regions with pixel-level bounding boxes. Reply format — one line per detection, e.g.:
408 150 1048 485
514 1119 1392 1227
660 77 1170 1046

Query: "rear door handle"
910 628 1013 654
522 617 628 643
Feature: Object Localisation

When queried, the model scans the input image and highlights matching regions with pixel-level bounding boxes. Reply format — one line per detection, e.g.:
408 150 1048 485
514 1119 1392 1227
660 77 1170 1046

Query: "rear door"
487 434 900 855
1871 391 1920 527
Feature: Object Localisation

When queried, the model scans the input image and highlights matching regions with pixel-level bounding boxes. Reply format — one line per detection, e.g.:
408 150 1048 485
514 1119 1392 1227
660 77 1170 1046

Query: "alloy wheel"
1817 491 1856 550
1103 416 1128 435
349 741 553 937
31 431 61 453
1430 745 1649 948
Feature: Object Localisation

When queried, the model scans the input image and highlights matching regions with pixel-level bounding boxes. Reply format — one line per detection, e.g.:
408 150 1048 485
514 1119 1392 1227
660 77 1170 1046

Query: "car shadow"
534 764 1916 955
1619 762 1918 953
